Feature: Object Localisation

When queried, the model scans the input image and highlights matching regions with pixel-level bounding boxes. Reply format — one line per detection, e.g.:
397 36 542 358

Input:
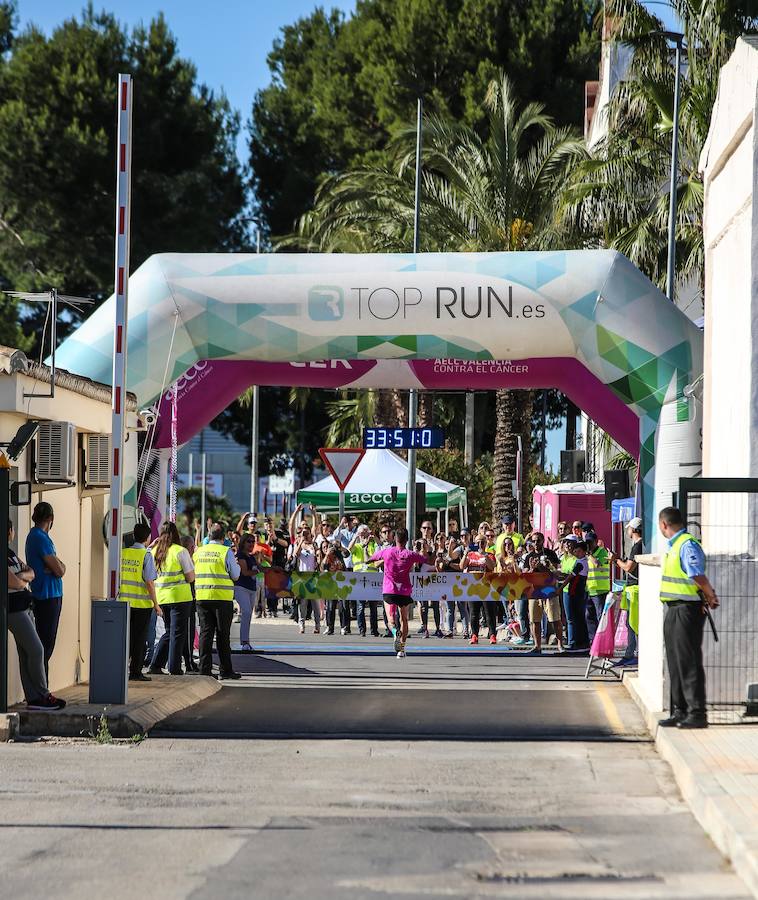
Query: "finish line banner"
261 569 559 603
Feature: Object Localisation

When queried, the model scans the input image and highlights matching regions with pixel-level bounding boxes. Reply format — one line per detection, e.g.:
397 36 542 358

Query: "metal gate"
679 477 758 723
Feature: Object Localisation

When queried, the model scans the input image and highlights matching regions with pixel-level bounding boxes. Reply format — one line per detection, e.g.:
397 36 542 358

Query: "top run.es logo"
308 286 344 320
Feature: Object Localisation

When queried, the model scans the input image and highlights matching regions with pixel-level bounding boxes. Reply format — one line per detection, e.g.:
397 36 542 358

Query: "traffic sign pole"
339 489 345 522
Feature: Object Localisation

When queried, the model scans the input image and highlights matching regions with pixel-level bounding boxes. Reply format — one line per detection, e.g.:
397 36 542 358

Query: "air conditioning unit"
84 434 111 488
35 421 76 483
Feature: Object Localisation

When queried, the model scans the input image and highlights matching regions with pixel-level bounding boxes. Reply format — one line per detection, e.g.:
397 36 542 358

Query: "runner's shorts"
383 593 414 607
529 595 562 624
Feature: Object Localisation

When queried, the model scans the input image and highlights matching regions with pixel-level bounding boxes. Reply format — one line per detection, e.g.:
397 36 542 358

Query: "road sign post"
318 448 366 521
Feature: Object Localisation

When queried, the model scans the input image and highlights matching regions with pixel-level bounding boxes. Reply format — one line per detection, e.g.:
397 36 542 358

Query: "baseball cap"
563 534 578 543
247 515 257 526
502 515 515 525
628 516 643 531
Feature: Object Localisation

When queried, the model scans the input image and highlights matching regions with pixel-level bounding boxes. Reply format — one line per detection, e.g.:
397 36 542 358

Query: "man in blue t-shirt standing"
25 502 66 677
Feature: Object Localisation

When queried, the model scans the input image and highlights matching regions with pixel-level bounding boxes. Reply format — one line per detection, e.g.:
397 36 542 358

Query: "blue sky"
17 1 676 470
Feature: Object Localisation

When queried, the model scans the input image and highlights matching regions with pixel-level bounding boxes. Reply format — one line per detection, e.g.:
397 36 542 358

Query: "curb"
15 676 222 739
1 713 20 742
625 675 758 899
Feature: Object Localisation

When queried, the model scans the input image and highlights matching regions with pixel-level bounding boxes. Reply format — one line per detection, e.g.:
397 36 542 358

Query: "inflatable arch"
55 250 703 545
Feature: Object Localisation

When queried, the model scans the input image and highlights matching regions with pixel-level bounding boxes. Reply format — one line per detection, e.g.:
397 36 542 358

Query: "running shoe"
434 629 443 638
511 636 526 645
240 642 253 652
469 634 479 645
489 634 497 645
416 625 426 635
443 632 454 639
27 694 66 711
314 625 320 634
393 630 404 654
397 649 406 658
422 628 429 639
340 627 347 636
298 622 305 634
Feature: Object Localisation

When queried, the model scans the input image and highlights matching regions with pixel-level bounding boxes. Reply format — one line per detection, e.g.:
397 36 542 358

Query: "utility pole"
250 225 261 514
649 30 685 303
250 386 259 514
666 34 684 303
464 393 475 466
406 95 423 537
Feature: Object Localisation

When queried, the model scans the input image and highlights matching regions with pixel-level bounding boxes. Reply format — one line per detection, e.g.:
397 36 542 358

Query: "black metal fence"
679 477 758 723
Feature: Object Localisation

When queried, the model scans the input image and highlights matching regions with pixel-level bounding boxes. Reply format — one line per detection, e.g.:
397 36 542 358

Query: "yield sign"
318 447 365 490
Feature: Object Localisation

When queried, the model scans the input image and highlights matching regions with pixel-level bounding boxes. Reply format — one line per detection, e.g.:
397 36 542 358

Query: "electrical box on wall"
34 421 76 483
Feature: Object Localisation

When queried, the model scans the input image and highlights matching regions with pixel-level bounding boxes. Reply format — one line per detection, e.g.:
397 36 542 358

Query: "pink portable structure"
532 482 611 547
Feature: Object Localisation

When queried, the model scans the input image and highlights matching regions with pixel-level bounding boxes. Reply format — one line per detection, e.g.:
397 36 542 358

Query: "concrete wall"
2 369 134 705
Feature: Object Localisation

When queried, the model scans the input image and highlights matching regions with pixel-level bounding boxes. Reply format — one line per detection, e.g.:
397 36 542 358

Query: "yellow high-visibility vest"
587 549 610 595
351 540 378 572
153 543 192 605
660 532 701 602
120 547 152 609
496 531 524 556
193 543 234 602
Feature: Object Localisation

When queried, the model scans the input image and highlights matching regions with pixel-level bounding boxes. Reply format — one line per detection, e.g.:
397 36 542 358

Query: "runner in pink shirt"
370 528 427 658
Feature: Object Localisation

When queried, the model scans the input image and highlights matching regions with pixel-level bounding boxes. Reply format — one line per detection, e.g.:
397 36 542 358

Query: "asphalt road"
154 619 646 740
1 619 751 899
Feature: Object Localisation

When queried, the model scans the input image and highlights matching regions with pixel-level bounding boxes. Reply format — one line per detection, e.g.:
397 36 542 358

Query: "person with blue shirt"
657 507 719 729
25 502 66 678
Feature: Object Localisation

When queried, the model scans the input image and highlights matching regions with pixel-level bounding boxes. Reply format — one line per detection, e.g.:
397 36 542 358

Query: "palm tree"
285 73 587 522
562 0 757 298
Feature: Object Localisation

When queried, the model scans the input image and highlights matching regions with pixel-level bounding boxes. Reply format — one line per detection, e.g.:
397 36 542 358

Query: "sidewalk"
625 674 758 899
9 674 221 739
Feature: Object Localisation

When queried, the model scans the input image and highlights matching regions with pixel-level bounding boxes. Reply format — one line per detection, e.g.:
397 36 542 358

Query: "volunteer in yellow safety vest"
348 525 381 636
495 514 524 558
656 506 719 729
148 521 195 676
609 516 644 668
120 522 161 681
584 531 610 642
193 522 241 680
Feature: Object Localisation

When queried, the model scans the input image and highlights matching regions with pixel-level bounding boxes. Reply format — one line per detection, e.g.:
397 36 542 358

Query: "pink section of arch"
154 357 639 458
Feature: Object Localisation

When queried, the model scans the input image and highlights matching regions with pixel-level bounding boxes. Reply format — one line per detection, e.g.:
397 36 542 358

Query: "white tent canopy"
297 449 467 517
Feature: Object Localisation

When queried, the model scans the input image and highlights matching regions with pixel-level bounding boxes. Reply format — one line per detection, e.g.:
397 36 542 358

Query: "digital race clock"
363 427 445 449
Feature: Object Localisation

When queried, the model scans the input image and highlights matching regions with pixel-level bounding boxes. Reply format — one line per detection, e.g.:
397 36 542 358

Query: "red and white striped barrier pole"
107 74 133 602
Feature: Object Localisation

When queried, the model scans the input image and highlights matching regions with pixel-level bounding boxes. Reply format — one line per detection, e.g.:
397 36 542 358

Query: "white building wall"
700 37 758 482
2 364 135 705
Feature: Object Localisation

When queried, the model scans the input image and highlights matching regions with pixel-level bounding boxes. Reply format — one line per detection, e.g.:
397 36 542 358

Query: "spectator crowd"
6 500 642 709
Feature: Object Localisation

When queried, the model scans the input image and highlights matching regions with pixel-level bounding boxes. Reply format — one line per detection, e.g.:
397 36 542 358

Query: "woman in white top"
292 524 321 634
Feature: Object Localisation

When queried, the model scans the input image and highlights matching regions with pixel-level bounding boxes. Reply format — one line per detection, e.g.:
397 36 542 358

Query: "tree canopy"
0 5 245 349
249 0 600 238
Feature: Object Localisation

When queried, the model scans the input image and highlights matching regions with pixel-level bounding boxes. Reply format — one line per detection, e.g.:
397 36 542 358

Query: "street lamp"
406 94 423 537
651 30 686 303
